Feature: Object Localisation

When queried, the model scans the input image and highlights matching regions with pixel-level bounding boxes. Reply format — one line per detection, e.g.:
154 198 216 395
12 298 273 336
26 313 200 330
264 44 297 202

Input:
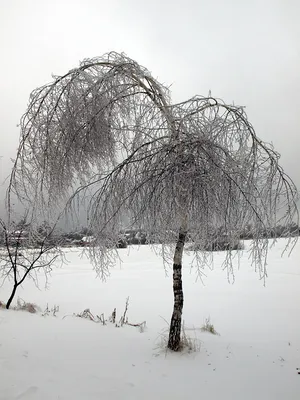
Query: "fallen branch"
127 321 146 327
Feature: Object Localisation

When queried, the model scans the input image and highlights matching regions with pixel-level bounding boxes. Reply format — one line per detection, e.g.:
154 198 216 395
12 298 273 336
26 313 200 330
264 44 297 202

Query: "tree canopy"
8 52 299 280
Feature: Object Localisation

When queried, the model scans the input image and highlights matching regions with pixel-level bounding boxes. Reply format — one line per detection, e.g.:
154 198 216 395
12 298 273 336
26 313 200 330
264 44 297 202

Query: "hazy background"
0 0 299 219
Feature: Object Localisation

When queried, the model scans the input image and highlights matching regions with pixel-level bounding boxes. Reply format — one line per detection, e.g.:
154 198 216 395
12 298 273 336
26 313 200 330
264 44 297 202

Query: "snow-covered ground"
0 239 300 399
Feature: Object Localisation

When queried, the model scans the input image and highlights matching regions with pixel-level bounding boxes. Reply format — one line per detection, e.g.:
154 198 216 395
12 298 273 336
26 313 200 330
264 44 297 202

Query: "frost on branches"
8 52 298 350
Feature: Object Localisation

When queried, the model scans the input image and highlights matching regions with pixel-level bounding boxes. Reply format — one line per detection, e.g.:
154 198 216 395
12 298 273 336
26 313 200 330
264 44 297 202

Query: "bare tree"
0 217 60 309
9 52 298 350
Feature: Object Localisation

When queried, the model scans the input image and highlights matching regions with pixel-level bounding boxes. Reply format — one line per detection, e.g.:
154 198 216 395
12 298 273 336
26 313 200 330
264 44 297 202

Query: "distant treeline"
0 223 299 249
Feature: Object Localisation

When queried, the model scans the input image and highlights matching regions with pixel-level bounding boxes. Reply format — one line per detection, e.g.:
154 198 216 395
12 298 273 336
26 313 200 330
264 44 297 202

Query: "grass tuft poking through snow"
156 321 201 354
0 297 41 313
201 316 220 335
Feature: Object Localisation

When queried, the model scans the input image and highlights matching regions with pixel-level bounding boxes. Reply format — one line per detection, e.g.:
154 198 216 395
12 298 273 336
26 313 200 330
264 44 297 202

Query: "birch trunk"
167 227 187 351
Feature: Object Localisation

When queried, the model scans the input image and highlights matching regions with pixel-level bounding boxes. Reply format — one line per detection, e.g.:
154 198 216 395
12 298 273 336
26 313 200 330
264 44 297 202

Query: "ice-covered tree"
9 52 298 350
0 217 60 309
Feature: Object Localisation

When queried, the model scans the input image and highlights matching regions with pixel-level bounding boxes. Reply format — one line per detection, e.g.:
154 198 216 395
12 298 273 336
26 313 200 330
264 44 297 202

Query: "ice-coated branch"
7 52 299 281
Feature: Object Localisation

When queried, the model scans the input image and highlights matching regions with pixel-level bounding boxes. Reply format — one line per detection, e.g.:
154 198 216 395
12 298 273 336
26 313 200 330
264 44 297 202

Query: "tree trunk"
167 227 187 351
6 284 18 309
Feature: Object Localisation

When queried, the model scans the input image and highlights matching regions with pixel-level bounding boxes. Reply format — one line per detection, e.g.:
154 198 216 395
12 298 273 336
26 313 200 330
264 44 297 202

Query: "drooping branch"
7 53 298 281
77 97 298 278
8 52 173 214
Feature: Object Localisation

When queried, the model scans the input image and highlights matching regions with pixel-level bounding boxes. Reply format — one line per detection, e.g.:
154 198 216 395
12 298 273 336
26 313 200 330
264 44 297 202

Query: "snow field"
0 240 299 399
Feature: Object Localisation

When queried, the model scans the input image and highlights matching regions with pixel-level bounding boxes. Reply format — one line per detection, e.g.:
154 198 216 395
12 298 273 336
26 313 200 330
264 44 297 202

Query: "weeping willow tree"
9 52 298 351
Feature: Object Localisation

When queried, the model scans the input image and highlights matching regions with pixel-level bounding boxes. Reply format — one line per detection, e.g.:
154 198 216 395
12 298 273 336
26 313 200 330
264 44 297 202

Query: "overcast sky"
0 0 299 214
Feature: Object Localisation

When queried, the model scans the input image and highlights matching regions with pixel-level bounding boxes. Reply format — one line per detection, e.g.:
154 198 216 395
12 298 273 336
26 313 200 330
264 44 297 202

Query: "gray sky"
0 0 299 214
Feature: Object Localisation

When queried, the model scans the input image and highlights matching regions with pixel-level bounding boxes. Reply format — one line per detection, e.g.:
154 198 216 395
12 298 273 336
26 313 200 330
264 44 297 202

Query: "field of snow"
0 239 300 399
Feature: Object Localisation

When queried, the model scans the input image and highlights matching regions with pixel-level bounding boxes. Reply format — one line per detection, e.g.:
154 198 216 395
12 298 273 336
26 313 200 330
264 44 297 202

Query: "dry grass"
156 321 201 354
14 298 41 313
201 317 220 335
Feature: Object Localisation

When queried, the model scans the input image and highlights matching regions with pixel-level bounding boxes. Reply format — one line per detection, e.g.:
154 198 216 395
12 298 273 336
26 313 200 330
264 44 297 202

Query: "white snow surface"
0 239 300 399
